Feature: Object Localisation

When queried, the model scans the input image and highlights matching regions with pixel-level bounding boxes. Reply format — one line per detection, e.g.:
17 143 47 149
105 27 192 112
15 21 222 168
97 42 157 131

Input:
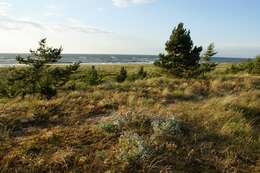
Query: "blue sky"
0 0 259 57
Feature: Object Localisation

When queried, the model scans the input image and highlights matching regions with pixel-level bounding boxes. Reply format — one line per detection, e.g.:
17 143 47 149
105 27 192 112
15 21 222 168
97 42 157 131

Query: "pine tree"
16 39 63 68
117 67 127 82
200 43 218 76
154 23 202 77
202 43 217 62
87 66 100 85
15 38 79 99
16 39 62 94
137 66 147 79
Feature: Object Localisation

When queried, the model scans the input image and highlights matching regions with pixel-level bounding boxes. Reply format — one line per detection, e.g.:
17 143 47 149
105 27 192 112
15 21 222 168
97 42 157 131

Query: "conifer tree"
15 38 79 99
137 66 147 79
154 23 202 77
117 67 127 82
16 38 62 94
202 43 217 62
200 43 218 76
87 66 100 85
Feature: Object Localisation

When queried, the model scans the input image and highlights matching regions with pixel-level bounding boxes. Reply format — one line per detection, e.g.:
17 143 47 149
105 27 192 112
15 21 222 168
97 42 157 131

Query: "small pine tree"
202 43 217 62
137 66 147 79
87 66 100 85
16 38 62 94
154 23 202 78
14 38 80 99
200 43 218 76
129 66 147 81
117 67 127 82
17 38 62 68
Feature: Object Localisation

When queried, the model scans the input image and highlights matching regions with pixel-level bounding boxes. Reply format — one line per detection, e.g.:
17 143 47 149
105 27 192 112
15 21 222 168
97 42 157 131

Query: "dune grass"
0 64 259 172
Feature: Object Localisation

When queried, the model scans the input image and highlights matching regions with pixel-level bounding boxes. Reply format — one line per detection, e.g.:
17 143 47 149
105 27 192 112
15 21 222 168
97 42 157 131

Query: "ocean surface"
0 53 251 66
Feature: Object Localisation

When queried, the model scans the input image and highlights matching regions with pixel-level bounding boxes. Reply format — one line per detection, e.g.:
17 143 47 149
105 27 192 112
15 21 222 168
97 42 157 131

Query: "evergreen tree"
87 66 100 85
16 38 62 94
129 66 147 81
200 43 218 76
17 38 63 68
117 67 127 82
154 23 202 77
15 38 79 99
202 43 217 62
137 66 147 79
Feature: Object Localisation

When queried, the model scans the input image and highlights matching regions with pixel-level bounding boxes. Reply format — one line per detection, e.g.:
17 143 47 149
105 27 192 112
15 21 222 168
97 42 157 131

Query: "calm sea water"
0 53 250 66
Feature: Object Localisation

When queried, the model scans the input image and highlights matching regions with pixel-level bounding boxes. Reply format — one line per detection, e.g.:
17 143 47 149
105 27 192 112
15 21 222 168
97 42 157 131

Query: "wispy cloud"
0 16 111 34
0 0 11 16
112 0 156 8
0 17 45 30
0 1 111 34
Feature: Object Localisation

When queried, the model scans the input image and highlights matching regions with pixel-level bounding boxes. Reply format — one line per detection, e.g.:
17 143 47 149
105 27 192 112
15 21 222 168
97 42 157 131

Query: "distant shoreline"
0 62 156 67
0 53 252 66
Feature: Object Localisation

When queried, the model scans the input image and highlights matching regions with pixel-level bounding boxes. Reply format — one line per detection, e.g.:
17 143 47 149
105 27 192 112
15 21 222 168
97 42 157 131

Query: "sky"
0 0 260 58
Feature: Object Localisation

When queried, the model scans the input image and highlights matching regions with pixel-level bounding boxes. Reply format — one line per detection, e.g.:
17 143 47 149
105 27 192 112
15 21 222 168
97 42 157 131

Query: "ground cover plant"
0 63 259 173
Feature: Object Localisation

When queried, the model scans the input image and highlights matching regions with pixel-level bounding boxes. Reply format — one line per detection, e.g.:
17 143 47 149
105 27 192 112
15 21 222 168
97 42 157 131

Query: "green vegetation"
0 39 79 99
0 25 259 172
86 66 101 85
200 43 218 76
0 64 259 172
155 23 217 78
227 55 260 74
117 66 127 82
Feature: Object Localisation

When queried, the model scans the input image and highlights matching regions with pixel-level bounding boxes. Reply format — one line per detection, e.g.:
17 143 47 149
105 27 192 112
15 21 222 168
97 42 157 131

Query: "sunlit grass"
0 64 259 172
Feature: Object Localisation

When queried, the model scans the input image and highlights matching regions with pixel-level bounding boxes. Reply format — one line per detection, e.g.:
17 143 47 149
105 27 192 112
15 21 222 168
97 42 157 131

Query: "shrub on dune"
116 131 149 162
151 116 183 141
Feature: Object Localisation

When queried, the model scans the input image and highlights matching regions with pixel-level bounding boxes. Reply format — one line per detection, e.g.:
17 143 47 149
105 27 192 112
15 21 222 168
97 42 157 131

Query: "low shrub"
117 67 127 83
99 122 119 134
151 116 183 141
116 131 149 162
226 56 260 74
129 66 147 81
86 66 101 85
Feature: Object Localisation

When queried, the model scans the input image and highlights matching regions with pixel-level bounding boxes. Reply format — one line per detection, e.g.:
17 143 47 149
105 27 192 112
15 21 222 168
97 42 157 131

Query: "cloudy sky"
0 0 260 57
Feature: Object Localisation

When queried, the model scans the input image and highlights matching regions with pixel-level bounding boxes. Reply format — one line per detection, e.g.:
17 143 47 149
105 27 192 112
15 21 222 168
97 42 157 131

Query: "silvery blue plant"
116 131 149 161
151 116 182 138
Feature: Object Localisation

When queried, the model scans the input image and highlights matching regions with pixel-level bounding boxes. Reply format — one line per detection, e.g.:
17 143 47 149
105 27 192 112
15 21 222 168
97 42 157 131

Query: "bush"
2 39 80 99
99 122 119 134
116 131 149 162
151 116 183 141
226 56 260 74
38 73 57 99
117 67 127 82
86 66 101 85
129 66 147 81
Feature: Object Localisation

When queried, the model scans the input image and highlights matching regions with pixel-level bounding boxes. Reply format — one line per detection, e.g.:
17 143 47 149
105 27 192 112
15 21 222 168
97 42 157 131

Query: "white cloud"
112 0 156 8
0 16 111 34
0 0 11 16
0 2 111 34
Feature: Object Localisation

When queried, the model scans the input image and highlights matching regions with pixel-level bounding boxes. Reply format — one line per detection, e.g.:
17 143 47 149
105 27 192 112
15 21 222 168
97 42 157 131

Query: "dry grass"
0 64 259 172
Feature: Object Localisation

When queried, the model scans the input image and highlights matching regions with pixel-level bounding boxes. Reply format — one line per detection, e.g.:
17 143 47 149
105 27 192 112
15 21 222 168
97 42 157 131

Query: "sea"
0 53 251 66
